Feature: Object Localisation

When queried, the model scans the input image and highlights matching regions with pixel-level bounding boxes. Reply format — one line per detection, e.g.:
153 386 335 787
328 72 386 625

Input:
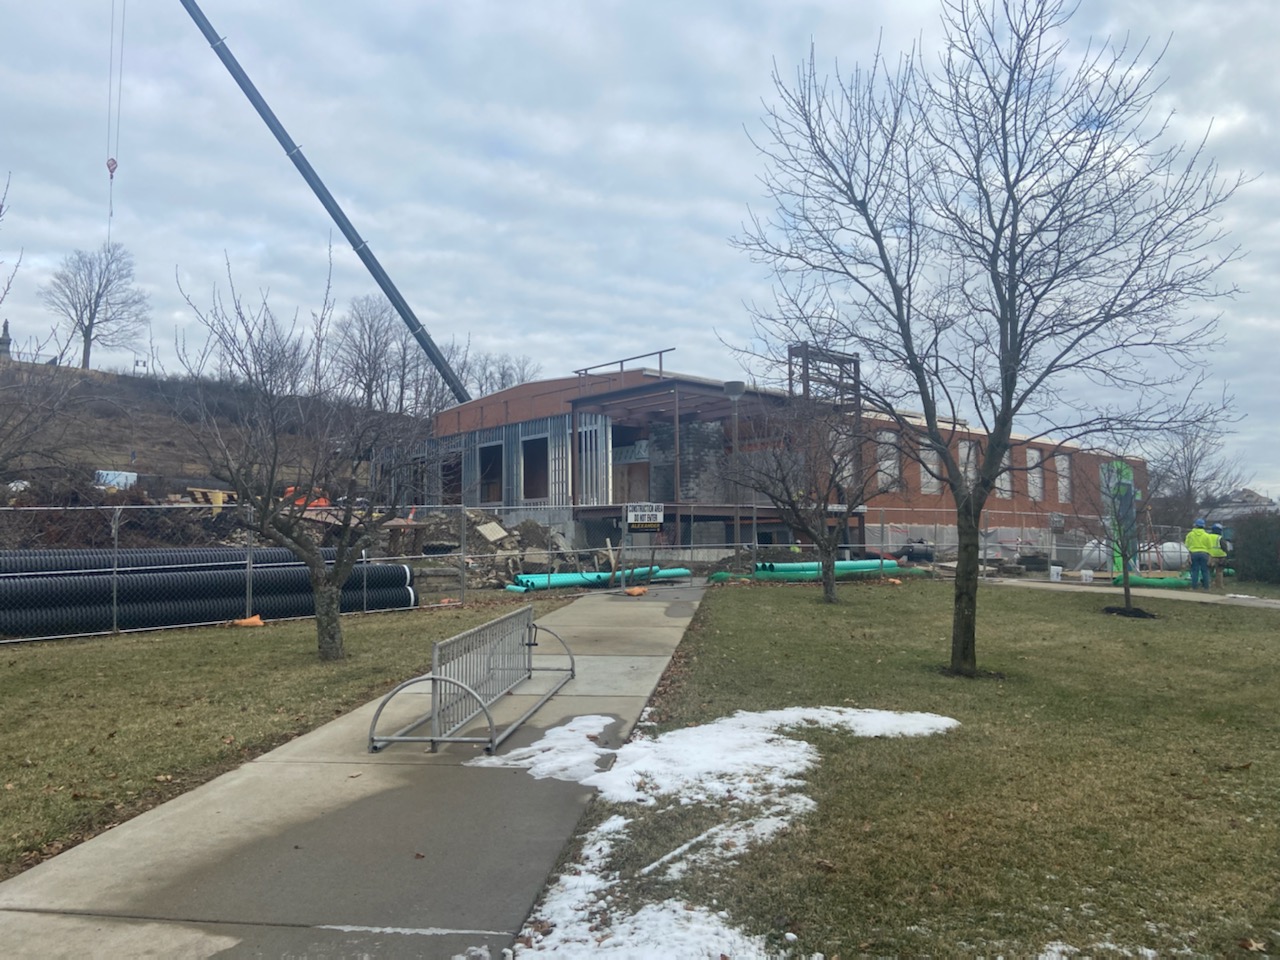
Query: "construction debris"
382 509 607 592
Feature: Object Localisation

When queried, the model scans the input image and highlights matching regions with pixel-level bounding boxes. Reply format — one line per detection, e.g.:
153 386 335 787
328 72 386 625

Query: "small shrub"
1232 512 1280 583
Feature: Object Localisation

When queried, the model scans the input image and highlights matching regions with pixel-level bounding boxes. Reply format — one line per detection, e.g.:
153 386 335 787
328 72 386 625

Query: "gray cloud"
1 0 1274 497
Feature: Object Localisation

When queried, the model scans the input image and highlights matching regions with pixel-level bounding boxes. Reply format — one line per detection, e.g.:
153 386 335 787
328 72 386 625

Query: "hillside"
3 365 232 498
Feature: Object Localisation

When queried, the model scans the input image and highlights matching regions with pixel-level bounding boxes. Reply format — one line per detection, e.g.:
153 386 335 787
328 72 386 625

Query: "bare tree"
738 0 1243 674
1143 422 1249 527
727 396 875 602
177 263 430 660
468 350 542 397
40 242 150 370
327 296 539 416
0 175 18 314
331 294 403 411
0 358 82 484
0 178 81 484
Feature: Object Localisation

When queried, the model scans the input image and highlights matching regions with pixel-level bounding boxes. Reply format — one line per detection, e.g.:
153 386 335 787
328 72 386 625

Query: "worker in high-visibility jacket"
1208 522 1229 589
1184 518 1213 590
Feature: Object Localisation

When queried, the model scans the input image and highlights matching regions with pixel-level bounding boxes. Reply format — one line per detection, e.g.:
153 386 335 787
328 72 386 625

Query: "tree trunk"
313 579 346 661
80 332 92 370
821 549 837 603
950 509 980 676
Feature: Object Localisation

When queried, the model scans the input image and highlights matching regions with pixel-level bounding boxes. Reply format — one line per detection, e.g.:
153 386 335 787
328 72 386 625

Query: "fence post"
879 508 886 576
244 507 255 619
111 506 122 634
459 507 467 607
751 502 758 568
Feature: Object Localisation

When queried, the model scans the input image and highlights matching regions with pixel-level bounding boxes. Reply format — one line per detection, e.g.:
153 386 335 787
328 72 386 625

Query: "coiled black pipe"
0 586 417 640
0 547 338 576
0 563 413 610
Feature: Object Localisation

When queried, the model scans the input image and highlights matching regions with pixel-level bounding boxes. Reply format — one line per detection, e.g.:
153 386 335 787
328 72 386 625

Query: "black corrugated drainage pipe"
0 586 417 641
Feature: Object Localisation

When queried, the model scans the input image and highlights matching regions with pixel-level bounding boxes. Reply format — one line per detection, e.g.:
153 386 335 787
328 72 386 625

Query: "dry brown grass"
589 580 1280 957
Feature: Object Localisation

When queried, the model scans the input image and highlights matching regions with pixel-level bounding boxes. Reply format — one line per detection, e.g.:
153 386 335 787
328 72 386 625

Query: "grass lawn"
1224 578 1280 601
0 596 567 881
588 579 1280 957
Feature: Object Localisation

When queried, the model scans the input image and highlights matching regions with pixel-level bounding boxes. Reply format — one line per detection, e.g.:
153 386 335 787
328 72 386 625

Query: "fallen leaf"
1239 938 1267 952
414 852 425 859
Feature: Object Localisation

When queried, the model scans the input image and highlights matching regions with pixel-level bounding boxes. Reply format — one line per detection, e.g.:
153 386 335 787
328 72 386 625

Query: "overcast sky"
1 1 1275 497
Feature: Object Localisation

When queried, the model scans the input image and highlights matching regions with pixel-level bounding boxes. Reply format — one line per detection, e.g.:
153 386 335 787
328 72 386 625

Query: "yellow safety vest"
1207 533 1227 559
1184 527 1213 554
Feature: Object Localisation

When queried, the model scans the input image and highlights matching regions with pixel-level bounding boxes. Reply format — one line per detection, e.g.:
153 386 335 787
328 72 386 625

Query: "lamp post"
724 381 746 560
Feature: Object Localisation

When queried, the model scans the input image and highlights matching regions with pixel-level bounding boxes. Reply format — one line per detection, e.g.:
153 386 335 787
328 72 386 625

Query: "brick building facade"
414 366 1144 561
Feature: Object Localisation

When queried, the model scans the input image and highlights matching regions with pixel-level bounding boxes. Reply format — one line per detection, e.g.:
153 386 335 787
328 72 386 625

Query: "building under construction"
410 349 1145 564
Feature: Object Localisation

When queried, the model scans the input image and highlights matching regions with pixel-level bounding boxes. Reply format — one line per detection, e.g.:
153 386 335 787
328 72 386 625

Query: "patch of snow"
1040 943 1162 959
470 706 958 956
475 707 959 808
1039 944 1080 959
469 715 615 782
523 899 776 958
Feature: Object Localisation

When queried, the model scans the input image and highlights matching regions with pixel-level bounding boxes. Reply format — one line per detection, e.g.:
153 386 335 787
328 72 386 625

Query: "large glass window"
995 449 1014 498
960 440 979 487
1055 454 1072 503
479 444 503 504
876 430 901 491
1027 448 1044 501
920 447 942 495
521 436 549 501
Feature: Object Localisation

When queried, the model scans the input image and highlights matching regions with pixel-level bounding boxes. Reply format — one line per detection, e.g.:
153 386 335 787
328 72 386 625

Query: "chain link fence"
0 500 1188 641
0 504 422 642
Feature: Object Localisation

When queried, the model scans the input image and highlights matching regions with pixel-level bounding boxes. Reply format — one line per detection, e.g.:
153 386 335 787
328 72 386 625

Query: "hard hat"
1194 518 1206 527
1212 522 1223 532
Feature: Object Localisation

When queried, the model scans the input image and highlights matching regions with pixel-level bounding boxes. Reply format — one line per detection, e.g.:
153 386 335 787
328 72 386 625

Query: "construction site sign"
626 503 664 531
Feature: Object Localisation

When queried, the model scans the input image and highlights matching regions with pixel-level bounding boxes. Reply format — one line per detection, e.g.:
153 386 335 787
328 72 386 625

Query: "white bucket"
1049 565 1063 582
1080 569 1094 583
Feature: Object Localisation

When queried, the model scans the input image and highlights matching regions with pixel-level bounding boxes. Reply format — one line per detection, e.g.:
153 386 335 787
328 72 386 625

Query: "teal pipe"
750 568 907 583
650 567 692 580
708 566 925 584
514 566 658 589
756 559 900 574
513 566 696 591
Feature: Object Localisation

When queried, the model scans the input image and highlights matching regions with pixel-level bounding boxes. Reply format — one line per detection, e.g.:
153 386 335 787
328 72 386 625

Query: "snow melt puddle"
466 706 958 957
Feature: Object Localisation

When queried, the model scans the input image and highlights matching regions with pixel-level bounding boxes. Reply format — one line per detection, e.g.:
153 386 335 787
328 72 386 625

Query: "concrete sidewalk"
986 575 1280 610
0 584 703 959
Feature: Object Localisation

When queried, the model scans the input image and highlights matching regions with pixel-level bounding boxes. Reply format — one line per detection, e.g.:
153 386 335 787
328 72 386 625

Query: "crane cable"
105 0 127 240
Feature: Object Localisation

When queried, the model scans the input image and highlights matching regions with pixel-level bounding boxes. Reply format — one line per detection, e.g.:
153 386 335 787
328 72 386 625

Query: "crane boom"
179 0 472 404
